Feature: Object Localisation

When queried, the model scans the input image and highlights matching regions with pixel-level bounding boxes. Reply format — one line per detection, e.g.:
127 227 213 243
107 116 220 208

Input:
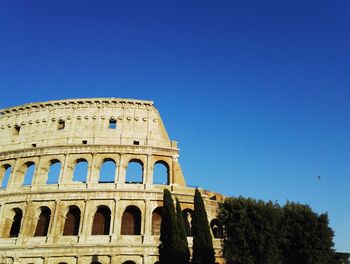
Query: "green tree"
218 197 336 264
159 189 190 264
218 197 282 264
192 189 216 264
281 202 334 264
176 198 190 264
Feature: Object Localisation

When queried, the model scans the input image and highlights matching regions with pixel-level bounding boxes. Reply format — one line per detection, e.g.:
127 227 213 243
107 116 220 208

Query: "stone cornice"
0 98 154 115
0 144 179 159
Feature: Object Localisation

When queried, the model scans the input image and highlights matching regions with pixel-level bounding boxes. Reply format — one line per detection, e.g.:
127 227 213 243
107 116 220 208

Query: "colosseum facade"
0 98 224 264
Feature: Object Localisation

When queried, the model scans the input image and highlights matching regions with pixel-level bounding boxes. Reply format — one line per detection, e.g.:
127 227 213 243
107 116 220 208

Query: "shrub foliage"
219 197 335 264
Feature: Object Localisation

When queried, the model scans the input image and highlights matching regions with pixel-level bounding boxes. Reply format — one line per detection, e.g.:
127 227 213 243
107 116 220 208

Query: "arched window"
182 208 193 237
72 159 88 183
47 160 61 184
121 206 141 235
23 162 35 185
210 219 223 239
63 206 81 236
34 207 51 236
92 206 111 235
99 159 116 183
125 160 143 184
153 161 169 185
152 207 162 235
1 165 12 188
9 208 22 237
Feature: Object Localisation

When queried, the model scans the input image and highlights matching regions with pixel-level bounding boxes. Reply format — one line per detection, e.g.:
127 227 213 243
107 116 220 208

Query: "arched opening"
47 160 61 184
153 161 169 185
152 207 162 235
92 206 111 235
1 165 12 188
182 208 193 237
34 207 51 236
72 159 88 183
23 162 36 185
122 261 136 264
125 159 143 184
99 159 116 183
210 219 223 239
9 208 22 237
63 206 81 236
91 262 101 264
121 206 141 235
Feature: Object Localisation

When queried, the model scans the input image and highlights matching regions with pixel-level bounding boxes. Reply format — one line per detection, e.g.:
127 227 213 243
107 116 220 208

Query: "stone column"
79 199 90 243
47 200 60 243
111 198 119 242
143 199 151 243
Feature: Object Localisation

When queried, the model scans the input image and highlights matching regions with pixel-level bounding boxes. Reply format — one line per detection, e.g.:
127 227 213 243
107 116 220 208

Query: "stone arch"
34 206 51 236
72 159 88 183
47 159 61 184
0 164 12 188
125 159 143 184
23 162 36 185
152 207 162 235
182 208 193 236
63 206 81 236
121 205 141 235
210 219 223 239
153 161 169 185
92 206 111 235
9 208 23 237
99 158 117 183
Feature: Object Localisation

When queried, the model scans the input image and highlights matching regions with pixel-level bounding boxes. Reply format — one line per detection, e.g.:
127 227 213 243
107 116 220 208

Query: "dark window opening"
133 140 139 145
32 143 37 148
152 207 162 236
109 119 117 129
121 206 141 235
92 206 111 235
9 208 22 237
13 125 20 135
58 120 65 130
63 206 81 236
34 207 51 236
82 140 87 144
183 209 194 237
210 219 223 239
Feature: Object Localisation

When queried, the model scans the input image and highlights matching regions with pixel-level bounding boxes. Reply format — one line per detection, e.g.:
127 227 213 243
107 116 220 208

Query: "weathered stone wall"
0 98 224 264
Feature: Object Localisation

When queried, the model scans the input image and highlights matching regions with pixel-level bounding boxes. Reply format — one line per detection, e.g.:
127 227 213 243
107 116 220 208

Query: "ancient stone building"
0 98 224 264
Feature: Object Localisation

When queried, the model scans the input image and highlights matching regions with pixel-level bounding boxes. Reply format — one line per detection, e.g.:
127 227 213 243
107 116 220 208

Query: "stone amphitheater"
0 98 224 264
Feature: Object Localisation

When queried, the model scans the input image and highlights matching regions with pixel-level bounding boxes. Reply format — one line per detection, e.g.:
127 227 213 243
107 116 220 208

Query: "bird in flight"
317 176 321 181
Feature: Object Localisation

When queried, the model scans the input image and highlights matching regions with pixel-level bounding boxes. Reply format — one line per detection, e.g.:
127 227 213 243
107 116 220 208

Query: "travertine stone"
0 98 225 264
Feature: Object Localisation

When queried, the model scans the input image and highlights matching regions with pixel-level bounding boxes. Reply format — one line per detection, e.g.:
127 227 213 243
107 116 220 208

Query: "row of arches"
6 205 223 239
0 159 170 188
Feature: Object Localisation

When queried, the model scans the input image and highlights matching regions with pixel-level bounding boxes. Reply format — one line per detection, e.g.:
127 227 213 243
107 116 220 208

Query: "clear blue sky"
0 1 349 252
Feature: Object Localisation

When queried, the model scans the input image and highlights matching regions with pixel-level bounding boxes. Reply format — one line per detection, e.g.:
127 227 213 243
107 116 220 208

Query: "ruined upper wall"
0 98 176 152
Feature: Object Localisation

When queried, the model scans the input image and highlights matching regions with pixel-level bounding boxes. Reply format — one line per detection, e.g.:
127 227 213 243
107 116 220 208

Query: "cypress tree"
192 189 216 264
159 189 182 264
176 198 190 264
